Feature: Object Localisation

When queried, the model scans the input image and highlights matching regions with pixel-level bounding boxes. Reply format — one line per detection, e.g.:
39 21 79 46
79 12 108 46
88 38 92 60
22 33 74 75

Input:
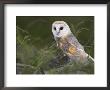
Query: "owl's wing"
67 33 84 50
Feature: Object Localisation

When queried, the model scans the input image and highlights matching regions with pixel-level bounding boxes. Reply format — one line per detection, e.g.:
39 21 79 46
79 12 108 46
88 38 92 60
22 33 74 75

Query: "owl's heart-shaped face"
52 21 71 38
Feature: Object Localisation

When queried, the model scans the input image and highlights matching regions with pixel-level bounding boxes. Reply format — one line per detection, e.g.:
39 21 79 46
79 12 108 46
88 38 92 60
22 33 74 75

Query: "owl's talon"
64 54 66 56
57 43 58 47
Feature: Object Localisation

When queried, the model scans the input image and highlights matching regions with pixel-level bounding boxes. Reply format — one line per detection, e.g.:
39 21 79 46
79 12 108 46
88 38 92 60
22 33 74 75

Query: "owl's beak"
56 32 60 35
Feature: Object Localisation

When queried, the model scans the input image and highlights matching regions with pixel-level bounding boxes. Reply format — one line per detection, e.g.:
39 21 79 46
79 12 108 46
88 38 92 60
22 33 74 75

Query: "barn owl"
52 21 90 62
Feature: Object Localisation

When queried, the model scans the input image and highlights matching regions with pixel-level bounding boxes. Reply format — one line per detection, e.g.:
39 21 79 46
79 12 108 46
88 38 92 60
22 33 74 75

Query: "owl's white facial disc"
52 21 72 38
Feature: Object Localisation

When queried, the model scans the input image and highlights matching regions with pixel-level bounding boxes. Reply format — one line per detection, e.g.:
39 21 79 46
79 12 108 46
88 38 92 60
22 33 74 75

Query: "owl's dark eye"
60 27 63 30
54 27 56 30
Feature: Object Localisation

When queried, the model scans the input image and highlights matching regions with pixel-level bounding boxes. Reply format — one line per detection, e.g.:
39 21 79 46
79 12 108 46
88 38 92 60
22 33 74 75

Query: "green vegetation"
16 16 94 74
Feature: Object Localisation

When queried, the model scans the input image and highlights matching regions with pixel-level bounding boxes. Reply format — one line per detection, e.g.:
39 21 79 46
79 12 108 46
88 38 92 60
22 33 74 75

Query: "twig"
88 55 94 61
17 26 29 34
86 53 94 61
16 63 36 69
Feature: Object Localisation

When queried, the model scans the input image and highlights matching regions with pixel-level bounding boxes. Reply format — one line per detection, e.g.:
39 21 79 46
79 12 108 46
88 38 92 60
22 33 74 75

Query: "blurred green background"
16 16 94 74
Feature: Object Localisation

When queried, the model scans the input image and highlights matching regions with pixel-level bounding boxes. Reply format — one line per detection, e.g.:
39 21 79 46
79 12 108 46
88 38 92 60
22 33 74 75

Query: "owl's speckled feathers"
52 21 88 62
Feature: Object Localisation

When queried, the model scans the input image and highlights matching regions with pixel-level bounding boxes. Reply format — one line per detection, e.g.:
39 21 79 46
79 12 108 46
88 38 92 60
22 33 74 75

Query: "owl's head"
52 21 72 38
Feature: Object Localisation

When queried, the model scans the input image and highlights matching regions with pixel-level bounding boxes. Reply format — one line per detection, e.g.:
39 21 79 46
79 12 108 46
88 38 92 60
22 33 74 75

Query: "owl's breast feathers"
56 36 77 56
56 34 87 61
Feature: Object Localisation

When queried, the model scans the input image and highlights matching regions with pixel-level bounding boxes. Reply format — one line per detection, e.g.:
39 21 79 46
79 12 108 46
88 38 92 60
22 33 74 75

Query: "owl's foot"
63 54 66 56
57 43 58 47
